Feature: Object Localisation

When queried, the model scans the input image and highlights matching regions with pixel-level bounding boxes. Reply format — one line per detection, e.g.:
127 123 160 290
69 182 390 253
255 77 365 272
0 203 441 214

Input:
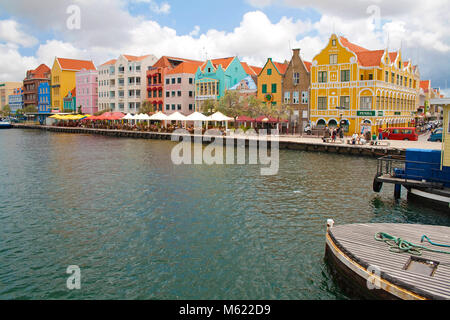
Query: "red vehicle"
378 127 419 141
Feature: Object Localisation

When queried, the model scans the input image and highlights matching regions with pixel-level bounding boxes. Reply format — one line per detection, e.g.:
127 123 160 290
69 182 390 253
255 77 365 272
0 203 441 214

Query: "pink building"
164 61 204 115
76 69 98 114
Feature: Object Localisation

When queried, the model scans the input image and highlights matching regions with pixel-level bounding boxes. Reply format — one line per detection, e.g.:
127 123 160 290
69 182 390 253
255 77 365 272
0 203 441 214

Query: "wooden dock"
11 124 406 158
325 222 450 300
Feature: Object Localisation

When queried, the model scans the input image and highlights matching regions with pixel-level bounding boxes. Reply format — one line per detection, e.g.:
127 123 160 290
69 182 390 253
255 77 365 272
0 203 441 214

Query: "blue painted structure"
8 88 24 114
403 149 450 188
38 82 51 114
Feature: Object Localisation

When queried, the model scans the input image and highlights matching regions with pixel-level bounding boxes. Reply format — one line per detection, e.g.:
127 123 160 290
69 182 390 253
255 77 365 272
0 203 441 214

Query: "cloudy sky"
0 0 449 94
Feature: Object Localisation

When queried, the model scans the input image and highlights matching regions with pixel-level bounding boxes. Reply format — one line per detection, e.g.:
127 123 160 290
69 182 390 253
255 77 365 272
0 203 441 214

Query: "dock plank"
329 223 450 300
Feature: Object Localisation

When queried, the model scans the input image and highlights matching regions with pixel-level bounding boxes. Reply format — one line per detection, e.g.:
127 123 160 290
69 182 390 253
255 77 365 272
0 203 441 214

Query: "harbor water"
0 129 449 300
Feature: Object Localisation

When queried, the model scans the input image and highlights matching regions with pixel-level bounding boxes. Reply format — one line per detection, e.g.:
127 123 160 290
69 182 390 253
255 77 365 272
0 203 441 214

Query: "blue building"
38 82 51 113
8 88 24 114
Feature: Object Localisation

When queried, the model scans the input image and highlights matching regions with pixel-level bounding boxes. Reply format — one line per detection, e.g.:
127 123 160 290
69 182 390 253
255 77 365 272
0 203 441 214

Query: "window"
177 78 181 84
284 91 290 104
318 71 327 83
166 79 170 85
166 91 170 98
391 72 395 83
177 104 181 110
172 78 176 84
177 91 182 97
267 69 272 75
361 75 364 81
271 84 277 93
369 74 373 80
171 91 175 97
189 104 193 110
301 91 308 104
293 91 299 104
360 97 372 110
332 39 336 46
340 96 350 110
189 78 193 84
172 104 176 110
341 70 350 82
262 84 267 94
189 91 193 97
318 97 327 110
329 54 338 65
166 104 170 110
293 73 300 85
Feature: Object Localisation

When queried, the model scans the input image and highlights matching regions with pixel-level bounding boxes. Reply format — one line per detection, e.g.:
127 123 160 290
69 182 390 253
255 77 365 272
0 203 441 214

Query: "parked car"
428 128 443 142
304 125 312 135
378 127 419 141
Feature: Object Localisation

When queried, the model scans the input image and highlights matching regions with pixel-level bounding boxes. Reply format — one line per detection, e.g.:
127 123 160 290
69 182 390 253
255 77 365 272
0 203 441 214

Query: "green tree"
140 101 156 114
200 99 217 115
23 105 38 114
215 91 244 119
1 104 11 116
244 96 268 118
77 105 82 114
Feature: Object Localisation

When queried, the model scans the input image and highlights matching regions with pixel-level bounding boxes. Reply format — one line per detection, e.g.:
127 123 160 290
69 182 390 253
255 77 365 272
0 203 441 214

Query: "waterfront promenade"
11 123 441 157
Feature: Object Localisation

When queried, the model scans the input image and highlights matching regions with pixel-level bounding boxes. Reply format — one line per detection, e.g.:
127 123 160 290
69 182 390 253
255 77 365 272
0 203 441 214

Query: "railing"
376 155 449 186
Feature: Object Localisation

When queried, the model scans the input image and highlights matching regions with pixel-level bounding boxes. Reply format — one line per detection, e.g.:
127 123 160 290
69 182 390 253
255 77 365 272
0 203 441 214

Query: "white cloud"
0 20 38 47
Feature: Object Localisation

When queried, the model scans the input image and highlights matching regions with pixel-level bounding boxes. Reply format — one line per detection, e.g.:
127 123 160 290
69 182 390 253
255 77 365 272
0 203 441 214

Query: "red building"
147 56 202 112
23 64 51 108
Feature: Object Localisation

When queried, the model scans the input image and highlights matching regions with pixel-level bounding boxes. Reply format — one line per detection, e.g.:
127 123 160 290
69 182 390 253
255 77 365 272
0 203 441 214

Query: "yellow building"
51 58 96 111
257 58 288 107
310 34 421 135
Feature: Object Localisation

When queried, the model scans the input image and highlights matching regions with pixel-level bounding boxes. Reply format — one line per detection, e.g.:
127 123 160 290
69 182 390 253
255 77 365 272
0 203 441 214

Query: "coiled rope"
375 232 450 256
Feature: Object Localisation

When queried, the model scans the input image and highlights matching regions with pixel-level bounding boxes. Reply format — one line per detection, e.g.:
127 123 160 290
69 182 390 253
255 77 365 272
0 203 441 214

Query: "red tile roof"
303 61 312 72
57 58 96 71
356 50 385 67
339 37 369 53
27 64 51 79
166 61 204 75
250 65 263 75
389 52 398 62
241 62 260 76
100 59 117 67
273 61 288 75
122 54 152 62
420 80 430 92
200 57 236 71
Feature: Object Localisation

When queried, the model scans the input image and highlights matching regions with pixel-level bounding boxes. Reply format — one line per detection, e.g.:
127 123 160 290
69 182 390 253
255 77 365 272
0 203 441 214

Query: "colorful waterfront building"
63 88 76 112
194 57 260 111
228 75 258 99
164 61 204 115
8 88 24 114
282 48 312 133
309 34 421 135
98 54 158 114
257 58 288 107
76 69 98 114
147 56 203 112
38 82 51 114
0 82 22 111
23 64 51 109
51 58 96 111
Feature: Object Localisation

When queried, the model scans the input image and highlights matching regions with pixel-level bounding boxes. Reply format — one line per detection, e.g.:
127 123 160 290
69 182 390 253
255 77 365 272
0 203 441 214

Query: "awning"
236 116 255 122
209 112 234 122
186 112 210 122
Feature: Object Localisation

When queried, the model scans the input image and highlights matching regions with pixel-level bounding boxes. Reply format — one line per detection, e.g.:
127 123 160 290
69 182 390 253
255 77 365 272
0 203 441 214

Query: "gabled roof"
356 50 385 67
250 65 263 75
27 64 51 79
420 80 431 92
153 56 203 69
122 54 152 62
241 62 259 76
200 57 235 72
273 61 288 75
339 37 369 53
389 52 398 62
100 59 117 67
166 61 205 75
56 58 96 71
303 61 312 72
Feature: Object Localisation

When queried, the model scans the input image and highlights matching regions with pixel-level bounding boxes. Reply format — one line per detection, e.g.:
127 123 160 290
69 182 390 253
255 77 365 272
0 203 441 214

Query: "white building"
98 54 158 113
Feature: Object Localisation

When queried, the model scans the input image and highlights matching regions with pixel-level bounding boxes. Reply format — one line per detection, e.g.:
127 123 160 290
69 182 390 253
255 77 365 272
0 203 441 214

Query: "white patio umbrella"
209 112 233 130
149 112 169 121
186 112 210 129
167 112 188 129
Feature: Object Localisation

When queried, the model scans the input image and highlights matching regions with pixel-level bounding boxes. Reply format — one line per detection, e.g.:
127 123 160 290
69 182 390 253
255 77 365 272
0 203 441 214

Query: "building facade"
282 48 312 133
257 58 288 107
228 75 258 99
164 61 204 115
63 88 76 112
51 58 96 111
98 54 158 114
0 82 22 111
310 34 420 135
76 69 98 114
23 64 51 109
147 56 202 112
8 88 24 114
194 57 259 111
38 82 51 114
